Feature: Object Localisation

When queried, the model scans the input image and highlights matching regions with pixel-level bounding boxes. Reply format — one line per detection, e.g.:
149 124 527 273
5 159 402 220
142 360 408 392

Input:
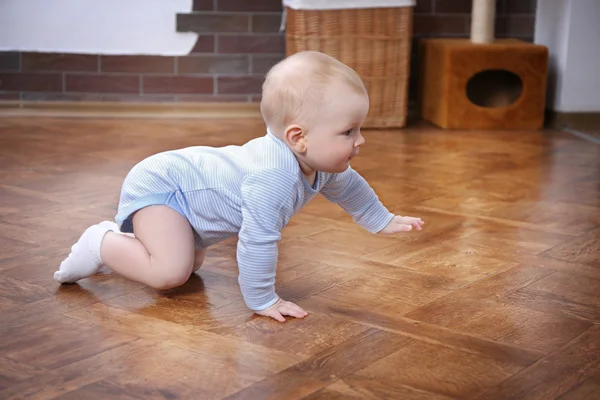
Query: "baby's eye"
344 129 353 135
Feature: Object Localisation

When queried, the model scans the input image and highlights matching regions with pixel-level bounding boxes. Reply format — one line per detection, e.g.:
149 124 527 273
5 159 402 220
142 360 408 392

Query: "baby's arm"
320 167 423 234
236 169 307 321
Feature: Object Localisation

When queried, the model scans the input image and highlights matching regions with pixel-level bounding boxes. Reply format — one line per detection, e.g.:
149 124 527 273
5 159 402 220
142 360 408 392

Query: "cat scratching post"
417 0 548 130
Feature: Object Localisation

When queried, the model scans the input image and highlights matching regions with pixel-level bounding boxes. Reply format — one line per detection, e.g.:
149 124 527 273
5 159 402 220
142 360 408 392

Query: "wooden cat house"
417 0 548 130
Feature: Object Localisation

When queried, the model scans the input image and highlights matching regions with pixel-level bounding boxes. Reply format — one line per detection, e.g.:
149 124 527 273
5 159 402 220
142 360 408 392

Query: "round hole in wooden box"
466 69 524 108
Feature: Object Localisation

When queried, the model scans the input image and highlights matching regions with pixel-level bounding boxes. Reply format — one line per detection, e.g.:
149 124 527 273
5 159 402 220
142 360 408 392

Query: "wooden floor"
0 117 599 400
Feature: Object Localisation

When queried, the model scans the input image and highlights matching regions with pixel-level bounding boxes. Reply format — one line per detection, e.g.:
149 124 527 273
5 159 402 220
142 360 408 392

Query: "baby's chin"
321 163 351 174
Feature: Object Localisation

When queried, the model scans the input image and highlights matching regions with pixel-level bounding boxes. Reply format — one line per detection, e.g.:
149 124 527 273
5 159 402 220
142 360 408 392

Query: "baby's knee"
149 271 191 290
148 260 194 290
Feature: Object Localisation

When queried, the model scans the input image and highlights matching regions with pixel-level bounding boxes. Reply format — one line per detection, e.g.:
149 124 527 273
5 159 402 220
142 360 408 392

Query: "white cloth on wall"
282 0 415 10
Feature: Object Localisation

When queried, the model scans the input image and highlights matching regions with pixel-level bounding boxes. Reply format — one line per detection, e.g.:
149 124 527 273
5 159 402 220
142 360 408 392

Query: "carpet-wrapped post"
470 0 496 44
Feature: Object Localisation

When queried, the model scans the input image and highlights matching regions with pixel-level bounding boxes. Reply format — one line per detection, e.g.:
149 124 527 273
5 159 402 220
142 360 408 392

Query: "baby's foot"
53 221 119 283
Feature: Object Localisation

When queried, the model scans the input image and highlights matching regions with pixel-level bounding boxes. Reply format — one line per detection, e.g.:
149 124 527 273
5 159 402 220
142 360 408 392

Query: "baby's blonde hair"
260 51 367 135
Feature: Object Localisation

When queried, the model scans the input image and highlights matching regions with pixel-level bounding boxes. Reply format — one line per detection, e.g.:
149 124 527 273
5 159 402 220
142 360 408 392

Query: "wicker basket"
284 5 413 128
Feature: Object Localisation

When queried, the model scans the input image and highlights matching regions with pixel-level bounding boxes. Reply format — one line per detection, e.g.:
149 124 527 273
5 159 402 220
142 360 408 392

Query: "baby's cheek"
337 153 351 164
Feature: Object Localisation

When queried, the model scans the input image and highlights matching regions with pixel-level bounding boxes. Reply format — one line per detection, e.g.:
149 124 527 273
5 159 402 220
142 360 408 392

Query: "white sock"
53 221 120 283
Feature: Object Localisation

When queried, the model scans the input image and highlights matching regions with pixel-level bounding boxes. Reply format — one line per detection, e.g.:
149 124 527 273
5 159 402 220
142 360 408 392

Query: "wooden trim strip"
0 100 262 119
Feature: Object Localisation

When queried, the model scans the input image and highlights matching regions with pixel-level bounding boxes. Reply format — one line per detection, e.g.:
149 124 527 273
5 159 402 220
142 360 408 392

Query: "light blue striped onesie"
115 129 394 311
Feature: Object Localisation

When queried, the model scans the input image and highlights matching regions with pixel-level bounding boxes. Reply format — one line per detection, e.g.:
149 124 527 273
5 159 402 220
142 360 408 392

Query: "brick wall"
0 0 537 103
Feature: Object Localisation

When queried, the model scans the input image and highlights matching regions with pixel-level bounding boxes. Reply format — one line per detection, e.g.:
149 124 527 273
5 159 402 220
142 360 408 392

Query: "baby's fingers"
400 217 424 230
257 308 286 322
280 301 308 319
396 223 413 232
412 221 423 230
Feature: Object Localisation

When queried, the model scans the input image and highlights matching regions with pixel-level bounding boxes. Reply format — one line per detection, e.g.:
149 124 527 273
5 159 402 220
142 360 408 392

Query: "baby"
53 51 424 322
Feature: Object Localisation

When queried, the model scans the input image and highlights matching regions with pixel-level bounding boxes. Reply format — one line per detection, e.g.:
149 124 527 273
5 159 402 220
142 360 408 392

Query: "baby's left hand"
381 215 424 234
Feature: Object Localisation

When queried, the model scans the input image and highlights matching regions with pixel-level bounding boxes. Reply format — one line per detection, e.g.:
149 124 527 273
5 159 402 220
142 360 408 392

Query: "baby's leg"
100 205 196 289
120 233 206 273
55 205 196 290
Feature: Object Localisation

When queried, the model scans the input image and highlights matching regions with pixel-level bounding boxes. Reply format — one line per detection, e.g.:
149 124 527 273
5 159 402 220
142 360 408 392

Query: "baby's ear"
284 125 307 152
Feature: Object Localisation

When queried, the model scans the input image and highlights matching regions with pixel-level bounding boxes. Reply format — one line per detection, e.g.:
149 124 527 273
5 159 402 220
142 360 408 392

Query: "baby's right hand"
255 297 308 322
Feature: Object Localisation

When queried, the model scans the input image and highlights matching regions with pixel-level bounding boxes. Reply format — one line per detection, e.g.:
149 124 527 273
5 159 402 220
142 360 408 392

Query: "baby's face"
303 84 369 174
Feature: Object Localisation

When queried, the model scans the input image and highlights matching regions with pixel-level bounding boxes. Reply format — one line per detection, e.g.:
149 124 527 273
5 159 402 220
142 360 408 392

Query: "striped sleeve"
320 167 394 234
236 169 297 311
